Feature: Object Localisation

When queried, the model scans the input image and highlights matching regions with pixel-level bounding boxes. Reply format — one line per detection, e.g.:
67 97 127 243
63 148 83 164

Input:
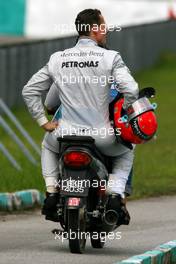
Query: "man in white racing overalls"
44 82 133 195
22 9 139 224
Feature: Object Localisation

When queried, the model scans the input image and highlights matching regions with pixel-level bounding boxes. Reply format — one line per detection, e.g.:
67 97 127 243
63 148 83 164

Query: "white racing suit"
22 37 139 198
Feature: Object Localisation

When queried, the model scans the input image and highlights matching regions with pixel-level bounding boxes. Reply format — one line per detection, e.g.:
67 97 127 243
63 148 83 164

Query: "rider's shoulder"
49 51 63 61
103 48 121 61
107 49 121 57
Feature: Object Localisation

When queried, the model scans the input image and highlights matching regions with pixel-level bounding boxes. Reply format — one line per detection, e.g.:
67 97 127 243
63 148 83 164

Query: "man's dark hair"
75 9 102 36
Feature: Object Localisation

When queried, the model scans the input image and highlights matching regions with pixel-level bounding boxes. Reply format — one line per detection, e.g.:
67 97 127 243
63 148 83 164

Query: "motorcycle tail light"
63 151 92 167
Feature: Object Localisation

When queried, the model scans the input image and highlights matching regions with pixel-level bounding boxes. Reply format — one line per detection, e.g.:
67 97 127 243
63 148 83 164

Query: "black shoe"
106 194 130 226
42 192 60 222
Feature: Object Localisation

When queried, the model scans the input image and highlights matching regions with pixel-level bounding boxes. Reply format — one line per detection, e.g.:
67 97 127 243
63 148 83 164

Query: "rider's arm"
22 64 52 126
112 53 139 110
22 57 59 132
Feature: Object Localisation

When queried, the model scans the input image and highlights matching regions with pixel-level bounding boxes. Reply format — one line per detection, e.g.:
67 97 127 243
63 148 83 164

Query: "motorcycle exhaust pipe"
103 209 119 226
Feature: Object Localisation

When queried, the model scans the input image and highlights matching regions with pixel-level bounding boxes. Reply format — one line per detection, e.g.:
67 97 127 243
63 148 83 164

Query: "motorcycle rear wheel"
68 207 86 253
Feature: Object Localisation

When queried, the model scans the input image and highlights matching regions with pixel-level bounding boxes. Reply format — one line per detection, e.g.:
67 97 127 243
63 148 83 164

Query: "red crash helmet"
114 97 158 144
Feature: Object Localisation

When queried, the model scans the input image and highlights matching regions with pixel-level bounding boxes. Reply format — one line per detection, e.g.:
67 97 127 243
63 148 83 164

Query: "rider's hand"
42 121 58 132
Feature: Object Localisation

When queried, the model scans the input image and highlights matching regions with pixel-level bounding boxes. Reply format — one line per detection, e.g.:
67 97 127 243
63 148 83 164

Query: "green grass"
0 53 176 198
133 53 176 198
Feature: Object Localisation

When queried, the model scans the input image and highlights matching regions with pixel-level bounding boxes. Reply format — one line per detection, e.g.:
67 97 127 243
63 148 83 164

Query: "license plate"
68 197 80 207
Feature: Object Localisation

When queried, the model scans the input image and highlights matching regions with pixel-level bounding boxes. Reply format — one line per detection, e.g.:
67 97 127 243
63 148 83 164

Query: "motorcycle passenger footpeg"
92 210 100 218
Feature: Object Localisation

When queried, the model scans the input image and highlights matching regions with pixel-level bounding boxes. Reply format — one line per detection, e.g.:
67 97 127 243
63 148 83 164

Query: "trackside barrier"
0 98 41 156
0 190 44 211
116 240 176 264
0 115 38 166
0 142 22 171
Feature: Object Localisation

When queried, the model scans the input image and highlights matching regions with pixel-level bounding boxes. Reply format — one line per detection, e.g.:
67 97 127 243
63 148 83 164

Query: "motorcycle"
52 135 120 253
